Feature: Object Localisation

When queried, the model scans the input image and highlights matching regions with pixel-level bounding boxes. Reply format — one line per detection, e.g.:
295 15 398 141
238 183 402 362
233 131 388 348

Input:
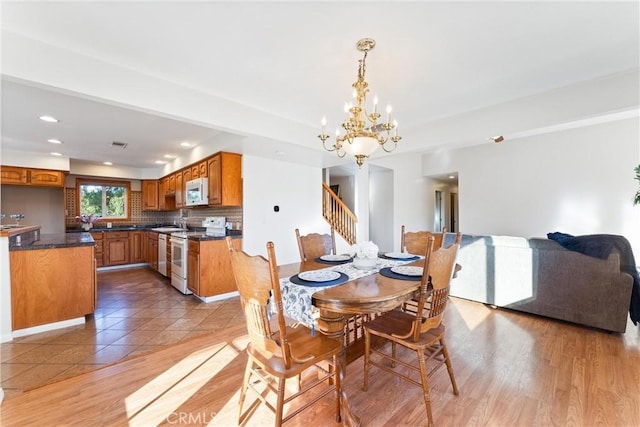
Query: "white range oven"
170 232 194 294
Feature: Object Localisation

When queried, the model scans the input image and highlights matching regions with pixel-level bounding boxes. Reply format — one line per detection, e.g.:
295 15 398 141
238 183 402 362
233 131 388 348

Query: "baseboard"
193 290 239 303
12 317 86 339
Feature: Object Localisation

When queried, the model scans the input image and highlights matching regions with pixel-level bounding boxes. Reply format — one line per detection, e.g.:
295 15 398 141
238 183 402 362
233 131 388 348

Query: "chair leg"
417 348 435 427
391 341 397 368
333 354 342 422
363 329 370 392
275 378 286 427
238 359 253 423
441 338 459 395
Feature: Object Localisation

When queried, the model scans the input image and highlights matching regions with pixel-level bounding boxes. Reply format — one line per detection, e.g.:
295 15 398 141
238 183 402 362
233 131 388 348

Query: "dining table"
277 254 426 427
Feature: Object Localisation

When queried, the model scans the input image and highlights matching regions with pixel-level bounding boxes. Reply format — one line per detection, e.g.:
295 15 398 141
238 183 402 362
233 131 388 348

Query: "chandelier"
318 38 401 168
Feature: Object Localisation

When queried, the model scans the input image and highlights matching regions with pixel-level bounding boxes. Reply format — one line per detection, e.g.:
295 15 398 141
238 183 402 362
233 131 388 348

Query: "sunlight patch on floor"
125 342 240 426
449 297 492 332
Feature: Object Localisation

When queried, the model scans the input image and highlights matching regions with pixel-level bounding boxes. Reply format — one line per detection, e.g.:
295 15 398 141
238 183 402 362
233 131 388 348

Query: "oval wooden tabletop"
278 259 423 316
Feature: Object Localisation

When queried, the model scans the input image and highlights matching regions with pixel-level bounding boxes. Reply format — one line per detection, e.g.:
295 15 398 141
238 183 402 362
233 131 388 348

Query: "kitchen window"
77 179 130 219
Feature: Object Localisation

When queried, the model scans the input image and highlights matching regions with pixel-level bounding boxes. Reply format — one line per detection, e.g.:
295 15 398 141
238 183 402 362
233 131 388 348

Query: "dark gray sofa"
443 234 634 333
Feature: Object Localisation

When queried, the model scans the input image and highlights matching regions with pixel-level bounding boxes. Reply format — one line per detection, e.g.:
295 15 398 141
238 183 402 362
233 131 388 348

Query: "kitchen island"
5 226 97 336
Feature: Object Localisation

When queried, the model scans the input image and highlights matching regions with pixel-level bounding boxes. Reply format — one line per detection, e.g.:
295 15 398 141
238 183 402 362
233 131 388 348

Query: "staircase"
322 182 357 245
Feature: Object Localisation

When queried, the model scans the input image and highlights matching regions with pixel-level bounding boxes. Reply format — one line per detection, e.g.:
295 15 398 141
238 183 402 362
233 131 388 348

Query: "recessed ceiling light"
47 139 63 144
155 160 167 164
448 175 455 179
180 142 192 147
163 154 176 159
50 152 63 156
39 115 59 123
103 161 113 166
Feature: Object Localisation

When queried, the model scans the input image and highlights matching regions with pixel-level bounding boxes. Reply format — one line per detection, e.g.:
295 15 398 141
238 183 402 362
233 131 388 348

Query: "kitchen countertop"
66 225 162 233
185 230 242 241
66 226 243 240
10 232 95 251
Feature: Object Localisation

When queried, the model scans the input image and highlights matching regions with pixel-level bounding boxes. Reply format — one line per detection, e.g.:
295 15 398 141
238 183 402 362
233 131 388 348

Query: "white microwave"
185 177 209 206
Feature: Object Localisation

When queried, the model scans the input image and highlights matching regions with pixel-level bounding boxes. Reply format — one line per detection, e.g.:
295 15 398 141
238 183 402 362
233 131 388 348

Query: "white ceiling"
1 1 638 172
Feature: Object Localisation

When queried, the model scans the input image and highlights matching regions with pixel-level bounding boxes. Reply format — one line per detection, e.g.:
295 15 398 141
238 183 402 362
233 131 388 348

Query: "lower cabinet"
147 232 158 271
10 245 96 330
166 236 172 278
130 231 145 264
187 238 242 298
104 232 130 266
91 231 104 267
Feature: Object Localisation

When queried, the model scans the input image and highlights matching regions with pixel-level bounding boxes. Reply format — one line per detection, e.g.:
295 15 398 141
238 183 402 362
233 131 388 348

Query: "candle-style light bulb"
393 120 398 136
321 116 327 133
386 105 392 122
344 102 350 113
373 95 378 113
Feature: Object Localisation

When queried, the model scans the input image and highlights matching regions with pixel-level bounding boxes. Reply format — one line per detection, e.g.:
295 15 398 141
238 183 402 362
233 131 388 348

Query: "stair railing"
322 182 357 245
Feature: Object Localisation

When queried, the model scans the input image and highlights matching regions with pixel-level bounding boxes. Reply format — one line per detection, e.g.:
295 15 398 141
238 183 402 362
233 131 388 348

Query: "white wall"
370 152 433 252
369 168 394 252
422 117 640 255
329 175 355 212
242 155 329 265
0 186 65 234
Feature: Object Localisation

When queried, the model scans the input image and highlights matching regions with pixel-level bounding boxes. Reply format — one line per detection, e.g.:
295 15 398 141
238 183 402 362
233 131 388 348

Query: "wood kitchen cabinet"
141 180 159 211
146 231 158 271
104 232 130 266
199 160 208 178
183 168 192 185
207 152 242 206
175 171 184 208
167 174 176 195
130 231 145 264
1 166 65 187
187 238 242 298
11 245 96 330
91 231 104 267
166 236 172 278
159 177 176 211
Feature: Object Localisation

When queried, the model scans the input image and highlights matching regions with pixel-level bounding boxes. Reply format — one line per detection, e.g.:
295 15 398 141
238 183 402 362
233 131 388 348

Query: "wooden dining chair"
363 235 460 427
295 228 337 261
401 225 447 255
225 237 342 426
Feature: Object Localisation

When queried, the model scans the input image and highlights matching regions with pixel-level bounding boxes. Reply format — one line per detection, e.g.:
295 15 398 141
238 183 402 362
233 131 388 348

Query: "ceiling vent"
112 141 128 149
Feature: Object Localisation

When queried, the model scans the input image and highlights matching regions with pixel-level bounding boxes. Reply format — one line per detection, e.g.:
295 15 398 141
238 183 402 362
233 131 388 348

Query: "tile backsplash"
65 189 242 229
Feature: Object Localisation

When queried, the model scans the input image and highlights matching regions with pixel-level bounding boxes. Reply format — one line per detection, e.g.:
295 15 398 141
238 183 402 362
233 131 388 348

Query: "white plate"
390 266 424 277
320 254 351 262
385 252 417 259
297 270 341 282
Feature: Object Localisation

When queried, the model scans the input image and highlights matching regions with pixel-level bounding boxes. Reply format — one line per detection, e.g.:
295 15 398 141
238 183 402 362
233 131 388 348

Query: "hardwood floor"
2 267 640 426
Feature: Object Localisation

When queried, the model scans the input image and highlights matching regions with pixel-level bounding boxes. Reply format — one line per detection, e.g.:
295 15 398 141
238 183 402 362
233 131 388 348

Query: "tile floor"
1 267 244 399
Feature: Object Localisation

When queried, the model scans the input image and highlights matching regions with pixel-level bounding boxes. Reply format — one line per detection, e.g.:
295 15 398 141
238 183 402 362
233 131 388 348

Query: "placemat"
378 267 422 281
379 254 420 261
289 271 350 287
314 257 353 265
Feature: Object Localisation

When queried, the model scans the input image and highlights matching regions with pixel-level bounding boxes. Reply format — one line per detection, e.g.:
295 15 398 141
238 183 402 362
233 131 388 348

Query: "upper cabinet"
140 151 241 211
141 180 159 211
207 152 242 206
175 171 184 208
1 166 65 187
